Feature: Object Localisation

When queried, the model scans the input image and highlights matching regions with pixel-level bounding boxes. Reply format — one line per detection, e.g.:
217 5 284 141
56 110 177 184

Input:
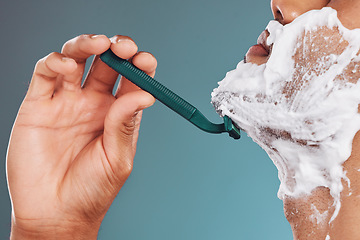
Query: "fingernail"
110 36 133 44
118 38 133 44
90 34 101 39
62 57 73 62
116 37 125 43
110 37 117 44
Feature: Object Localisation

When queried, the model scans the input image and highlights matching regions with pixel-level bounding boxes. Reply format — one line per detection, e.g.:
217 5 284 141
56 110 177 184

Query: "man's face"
211 0 360 205
246 0 360 65
211 1 360 236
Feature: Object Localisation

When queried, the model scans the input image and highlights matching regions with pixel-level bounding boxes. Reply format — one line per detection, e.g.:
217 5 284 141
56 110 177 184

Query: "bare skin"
6 34 157 239
7 1 360 240
246 0 360 239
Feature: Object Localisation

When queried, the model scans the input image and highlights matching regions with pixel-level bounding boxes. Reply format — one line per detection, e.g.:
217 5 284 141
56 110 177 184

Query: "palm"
9 80 117 221
7 34 156 226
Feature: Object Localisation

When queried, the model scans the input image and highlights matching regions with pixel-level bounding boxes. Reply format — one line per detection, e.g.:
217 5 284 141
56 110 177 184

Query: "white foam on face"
212 7 360 222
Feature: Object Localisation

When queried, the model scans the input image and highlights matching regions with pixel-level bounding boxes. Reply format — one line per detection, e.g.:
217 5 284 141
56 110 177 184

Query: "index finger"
61 34 110 63
59 34 111 90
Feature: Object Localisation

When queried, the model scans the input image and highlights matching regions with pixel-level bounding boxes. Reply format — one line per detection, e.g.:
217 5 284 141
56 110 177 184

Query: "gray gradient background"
0 0 293 239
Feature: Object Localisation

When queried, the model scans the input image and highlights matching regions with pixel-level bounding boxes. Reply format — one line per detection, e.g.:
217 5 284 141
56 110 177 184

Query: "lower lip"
247 44 269 56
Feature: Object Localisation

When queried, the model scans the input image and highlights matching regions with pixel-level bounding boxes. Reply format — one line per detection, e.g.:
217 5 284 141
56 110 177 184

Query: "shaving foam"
212 8 360 222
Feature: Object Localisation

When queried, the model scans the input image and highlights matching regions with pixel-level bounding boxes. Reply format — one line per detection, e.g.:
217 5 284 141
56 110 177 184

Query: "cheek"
284 27 348 99
327 0 360 29
285 24 360 101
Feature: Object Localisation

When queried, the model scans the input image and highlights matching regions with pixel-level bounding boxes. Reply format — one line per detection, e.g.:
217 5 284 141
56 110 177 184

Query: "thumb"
103 90 155 178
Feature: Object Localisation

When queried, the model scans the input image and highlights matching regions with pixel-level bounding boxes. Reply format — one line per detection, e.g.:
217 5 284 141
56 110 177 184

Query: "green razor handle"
100 49 240 140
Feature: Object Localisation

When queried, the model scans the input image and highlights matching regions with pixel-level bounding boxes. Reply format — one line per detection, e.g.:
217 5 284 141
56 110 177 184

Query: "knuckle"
37 52 56 68
48 51 58 57
79 34 91 41
47 52 61 61
121 161 133 177
120 120 136 137
106 156 133 183
79 34 91 44
78 42 88 53
61 36 78 51
35 57 46 68
33 53 60 78
61 34 89 54
80 33 90 38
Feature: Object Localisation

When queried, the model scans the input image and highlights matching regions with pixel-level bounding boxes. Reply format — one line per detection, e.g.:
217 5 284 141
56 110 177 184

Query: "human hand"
6 34 157 239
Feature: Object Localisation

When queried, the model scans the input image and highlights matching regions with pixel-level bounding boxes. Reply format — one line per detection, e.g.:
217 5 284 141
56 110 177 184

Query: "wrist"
10 215 102 240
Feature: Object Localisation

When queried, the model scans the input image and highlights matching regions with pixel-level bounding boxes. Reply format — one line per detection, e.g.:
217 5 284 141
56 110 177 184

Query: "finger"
27 52 77 99
115 51 158 97
60 34 110 91
131 51 157 77
102 90 155 178
83 35 138 93
110 35 139 59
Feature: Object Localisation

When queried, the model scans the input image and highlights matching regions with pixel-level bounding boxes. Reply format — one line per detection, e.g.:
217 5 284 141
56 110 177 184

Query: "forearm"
10 215 101 240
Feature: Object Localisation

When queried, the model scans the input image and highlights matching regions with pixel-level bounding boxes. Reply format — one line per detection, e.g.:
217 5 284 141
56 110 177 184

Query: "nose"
271 0 330 25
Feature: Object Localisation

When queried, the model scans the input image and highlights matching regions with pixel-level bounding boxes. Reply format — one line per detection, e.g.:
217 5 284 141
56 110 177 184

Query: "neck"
284 131 360 240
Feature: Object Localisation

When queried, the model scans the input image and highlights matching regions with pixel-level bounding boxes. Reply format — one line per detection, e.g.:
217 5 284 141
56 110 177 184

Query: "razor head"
223 116 241 140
